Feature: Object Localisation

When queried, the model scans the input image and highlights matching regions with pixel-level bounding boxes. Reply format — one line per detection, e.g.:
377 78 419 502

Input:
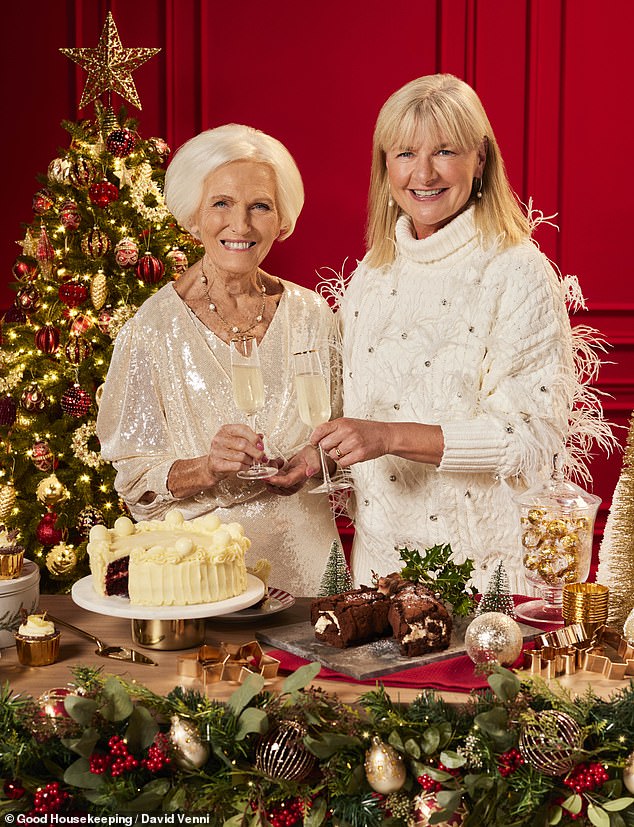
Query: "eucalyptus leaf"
222 817 245 827
63 757 105 790
388 730 405 751
303 796 327 827
404 738 421 759
305 733 361 759
601 798 634 812
226 672 265 716
235 707 268 740
163 785 187 813
125 704 159 752
436 790 462 811
587 803 610 827
439 750 466 769
64 695 98 726
61 727 99 759
99 676 133 722
561 794 582 815
280 661 321 694
487 667 521 701
548 805 563 825
421 726 442 755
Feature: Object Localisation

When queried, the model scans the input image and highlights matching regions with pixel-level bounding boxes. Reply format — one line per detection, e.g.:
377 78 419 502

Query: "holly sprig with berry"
398 543 477 617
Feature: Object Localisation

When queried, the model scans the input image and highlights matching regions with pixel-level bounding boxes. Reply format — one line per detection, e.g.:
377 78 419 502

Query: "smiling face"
192 160 283 278
386 133 485 239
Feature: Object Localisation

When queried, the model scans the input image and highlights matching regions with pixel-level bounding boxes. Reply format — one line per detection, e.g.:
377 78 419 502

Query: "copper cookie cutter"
177 640 280 685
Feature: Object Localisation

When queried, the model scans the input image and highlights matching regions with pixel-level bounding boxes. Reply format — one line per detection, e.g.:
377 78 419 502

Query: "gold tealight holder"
562 582 609 638
0 549 25 580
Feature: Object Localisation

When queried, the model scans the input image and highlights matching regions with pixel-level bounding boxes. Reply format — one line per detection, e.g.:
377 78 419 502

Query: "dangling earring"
475 178 483 199
388 194 395 207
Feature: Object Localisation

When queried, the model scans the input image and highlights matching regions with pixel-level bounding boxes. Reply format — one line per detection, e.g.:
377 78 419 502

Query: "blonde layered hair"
367 74 530 267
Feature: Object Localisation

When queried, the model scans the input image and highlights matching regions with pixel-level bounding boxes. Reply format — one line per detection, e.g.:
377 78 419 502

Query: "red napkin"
270 596 557 693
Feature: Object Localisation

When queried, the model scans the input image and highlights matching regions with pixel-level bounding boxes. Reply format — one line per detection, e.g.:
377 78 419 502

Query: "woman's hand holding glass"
293 350 352 494
230 335 278 479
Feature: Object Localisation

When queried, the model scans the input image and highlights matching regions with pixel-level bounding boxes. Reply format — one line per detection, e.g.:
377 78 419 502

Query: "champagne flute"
230 335 278 479
293 349 352 494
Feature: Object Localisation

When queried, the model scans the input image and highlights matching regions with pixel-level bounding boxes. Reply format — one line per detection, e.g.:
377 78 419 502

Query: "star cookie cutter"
525 624 634 680
177 641 279 685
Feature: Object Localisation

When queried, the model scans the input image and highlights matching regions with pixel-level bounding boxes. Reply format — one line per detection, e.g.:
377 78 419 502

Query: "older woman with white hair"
97 124 340 596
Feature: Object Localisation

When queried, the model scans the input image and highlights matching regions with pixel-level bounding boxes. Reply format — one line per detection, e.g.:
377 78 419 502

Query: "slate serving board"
257 616 538 681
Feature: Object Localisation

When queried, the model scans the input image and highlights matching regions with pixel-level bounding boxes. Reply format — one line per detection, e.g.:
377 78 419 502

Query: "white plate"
71 573 265 620
215 587 295 621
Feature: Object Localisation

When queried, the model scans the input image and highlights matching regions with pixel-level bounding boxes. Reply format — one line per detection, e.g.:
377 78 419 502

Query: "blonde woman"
313 74 608 593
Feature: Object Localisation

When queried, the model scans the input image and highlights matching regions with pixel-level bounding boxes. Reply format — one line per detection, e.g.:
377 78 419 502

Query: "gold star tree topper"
60 12 160 110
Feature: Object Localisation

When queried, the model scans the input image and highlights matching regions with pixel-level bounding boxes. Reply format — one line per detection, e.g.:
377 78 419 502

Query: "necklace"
200 258 267 336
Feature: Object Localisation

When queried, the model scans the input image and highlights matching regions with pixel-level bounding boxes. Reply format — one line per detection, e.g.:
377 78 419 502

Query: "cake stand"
71 574 265 650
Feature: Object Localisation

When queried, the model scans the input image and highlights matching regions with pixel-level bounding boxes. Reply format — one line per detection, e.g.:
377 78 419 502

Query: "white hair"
164 124 304 240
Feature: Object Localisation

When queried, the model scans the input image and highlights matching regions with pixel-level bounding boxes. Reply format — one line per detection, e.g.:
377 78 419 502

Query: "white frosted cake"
87 510 250 606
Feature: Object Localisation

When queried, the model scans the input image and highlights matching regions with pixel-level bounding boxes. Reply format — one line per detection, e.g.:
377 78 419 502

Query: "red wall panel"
1 0 632 539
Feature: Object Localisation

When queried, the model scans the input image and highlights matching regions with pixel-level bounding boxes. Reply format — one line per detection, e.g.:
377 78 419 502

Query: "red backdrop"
2 0 633 543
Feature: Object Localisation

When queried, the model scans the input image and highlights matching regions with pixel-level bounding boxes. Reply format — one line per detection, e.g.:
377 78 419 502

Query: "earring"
475 178 483 199
388 193 395 207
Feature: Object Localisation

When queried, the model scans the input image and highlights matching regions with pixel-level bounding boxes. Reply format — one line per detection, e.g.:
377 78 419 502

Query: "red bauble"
89 180 119 208
4 305 27 324
106 128 136 157
70 313 93 335
32 440 55 472
3 778 25 800
12 257 38 282
20 383 47 412
148 136 170 161
81 227 110 258
61 384 92 417
0 396 17 426
136 252 165 284
15 285 40 313
39 687 74 719
35 324 61 354
32 188 55 215
60 200 81 231
59 281 88 308
64 335 92 365
96 310 112 334
36 512 65 546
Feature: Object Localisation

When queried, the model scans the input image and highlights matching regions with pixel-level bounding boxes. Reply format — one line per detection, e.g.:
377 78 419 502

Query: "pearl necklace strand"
200 258 266 336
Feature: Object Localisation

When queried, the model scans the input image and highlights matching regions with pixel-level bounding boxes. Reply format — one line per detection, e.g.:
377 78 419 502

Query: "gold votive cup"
0 549 25 579
562 583 609 638
15 631 61 666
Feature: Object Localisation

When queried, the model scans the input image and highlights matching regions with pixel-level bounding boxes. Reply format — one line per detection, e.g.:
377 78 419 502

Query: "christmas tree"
0 14 202 591
476 561 516 618
597 410 634 630
318 540 353 596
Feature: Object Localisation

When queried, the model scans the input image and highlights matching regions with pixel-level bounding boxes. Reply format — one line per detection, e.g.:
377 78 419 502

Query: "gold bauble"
519 710 583 776
364 736 406 794
90 270 108 310
36 474 69 508
0 482 17 521
46 543 77 577
169 715 209 770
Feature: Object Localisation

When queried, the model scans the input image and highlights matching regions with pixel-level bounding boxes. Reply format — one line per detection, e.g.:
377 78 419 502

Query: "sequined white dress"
97 280 341 596
341 208 579 593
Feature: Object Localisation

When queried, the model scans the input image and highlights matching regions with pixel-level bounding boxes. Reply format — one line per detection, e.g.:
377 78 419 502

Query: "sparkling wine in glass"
293 349 352 494
230 335 278 479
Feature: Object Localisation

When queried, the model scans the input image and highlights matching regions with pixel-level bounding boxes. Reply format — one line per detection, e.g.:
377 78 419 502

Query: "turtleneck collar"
394 205 479 264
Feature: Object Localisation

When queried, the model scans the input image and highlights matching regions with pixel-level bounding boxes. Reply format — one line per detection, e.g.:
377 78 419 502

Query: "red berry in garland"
3 778 25 799
31 781 70 814
136 252 165 284
35 323 61 354
61 384 92 417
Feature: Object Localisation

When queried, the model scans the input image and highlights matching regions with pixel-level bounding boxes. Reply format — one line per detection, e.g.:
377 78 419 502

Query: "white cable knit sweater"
340 207 576 593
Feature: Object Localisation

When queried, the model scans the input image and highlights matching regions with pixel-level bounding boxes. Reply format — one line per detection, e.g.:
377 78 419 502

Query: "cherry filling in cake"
104 555 130 597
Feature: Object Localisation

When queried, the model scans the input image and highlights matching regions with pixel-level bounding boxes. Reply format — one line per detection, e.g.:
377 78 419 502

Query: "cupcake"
0 526 25 580
15 613 60 666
